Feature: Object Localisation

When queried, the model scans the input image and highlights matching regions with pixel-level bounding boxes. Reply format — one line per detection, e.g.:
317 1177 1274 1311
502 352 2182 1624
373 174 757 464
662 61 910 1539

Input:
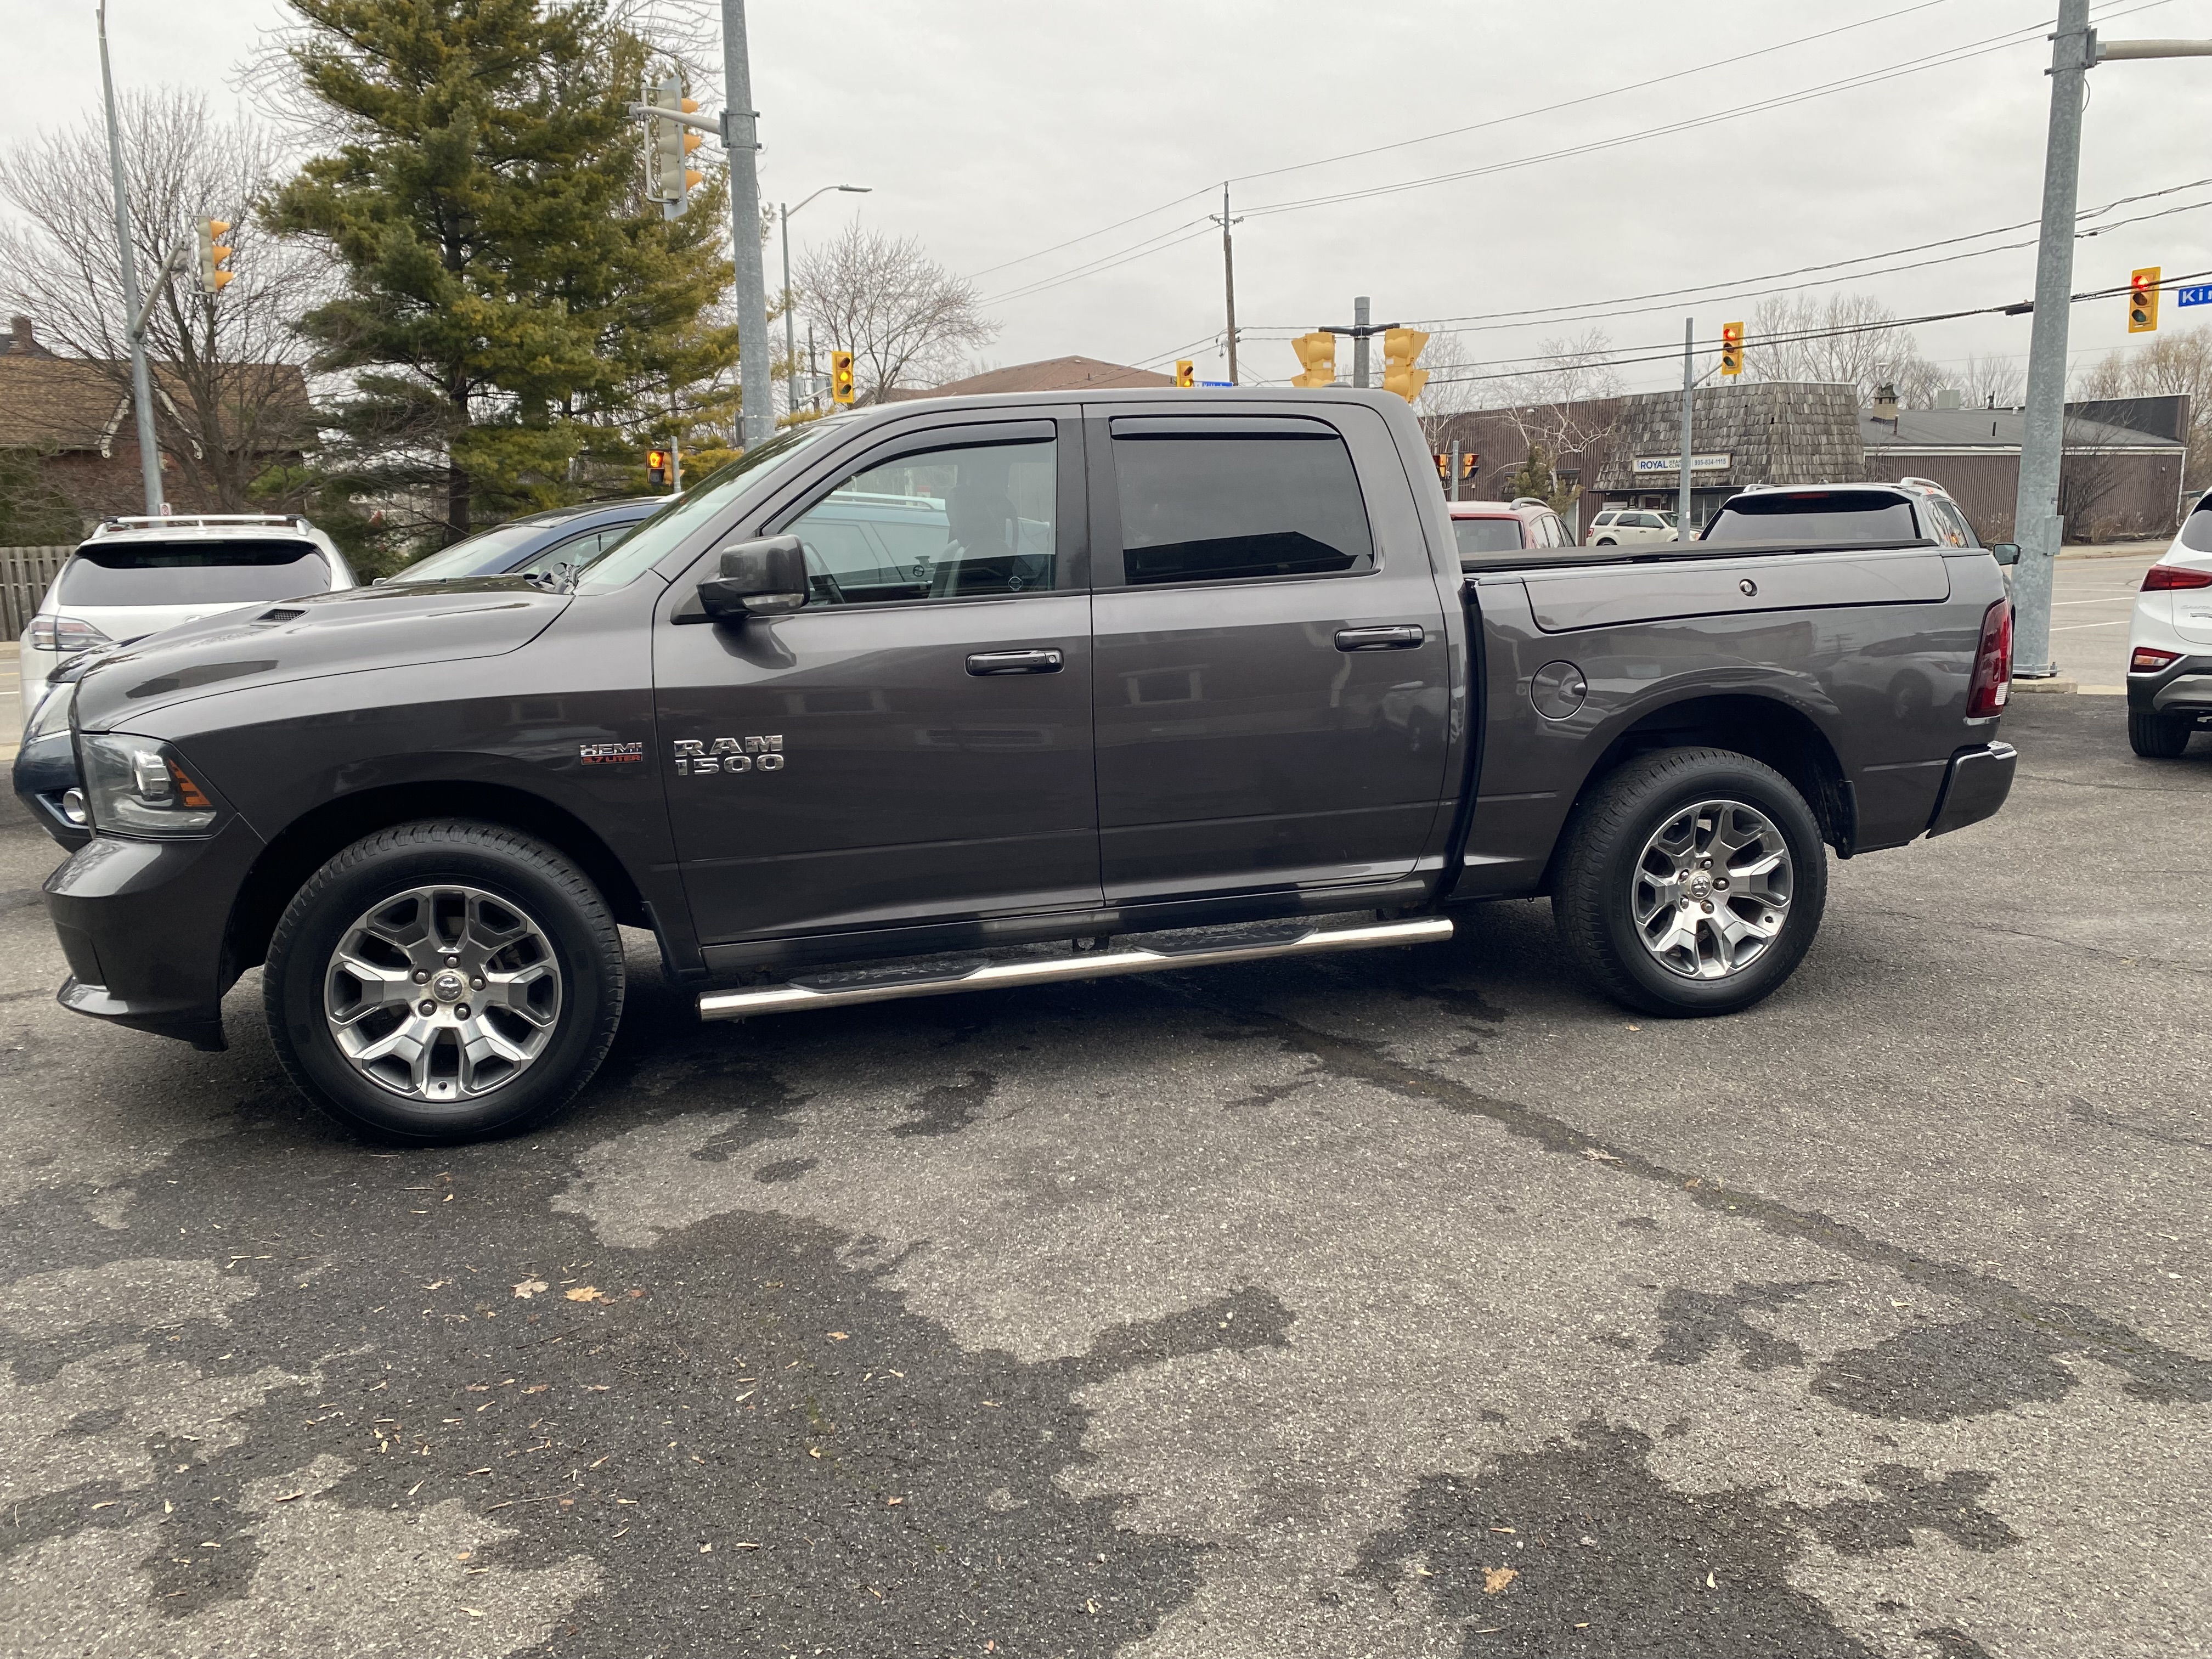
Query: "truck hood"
71 578 569 730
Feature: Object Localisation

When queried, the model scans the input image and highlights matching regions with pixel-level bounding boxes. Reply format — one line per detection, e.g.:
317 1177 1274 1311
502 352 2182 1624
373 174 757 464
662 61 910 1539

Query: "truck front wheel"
264 821 626 1142
1554 748 1828 1016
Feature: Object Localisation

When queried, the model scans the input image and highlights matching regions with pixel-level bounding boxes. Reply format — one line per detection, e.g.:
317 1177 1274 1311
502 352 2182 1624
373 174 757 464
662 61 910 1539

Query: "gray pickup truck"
29 389 2016 1141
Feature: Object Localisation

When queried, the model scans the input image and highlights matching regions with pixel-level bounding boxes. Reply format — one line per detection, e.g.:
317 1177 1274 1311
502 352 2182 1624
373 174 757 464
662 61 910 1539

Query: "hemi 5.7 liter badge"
673 736 785 775
578 741 645 765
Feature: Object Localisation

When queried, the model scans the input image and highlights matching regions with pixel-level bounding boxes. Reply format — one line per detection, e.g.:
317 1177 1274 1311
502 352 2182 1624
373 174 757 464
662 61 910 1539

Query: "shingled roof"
0 345 311 458
885 355 1175 400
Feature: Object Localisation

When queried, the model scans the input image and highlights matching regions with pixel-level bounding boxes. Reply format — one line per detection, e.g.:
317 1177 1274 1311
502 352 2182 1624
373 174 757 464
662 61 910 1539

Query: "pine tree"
266 0 738 543
1506 442 1579 516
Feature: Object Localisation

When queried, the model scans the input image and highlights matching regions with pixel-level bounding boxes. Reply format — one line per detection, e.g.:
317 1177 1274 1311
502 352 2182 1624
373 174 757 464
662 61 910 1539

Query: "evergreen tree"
1506 442 1579 516
266 0 738 542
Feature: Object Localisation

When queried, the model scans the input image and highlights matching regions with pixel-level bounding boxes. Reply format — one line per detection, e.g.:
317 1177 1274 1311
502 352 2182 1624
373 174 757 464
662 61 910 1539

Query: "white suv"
1588 508 1678 546
20 515 354 717
2124 488 2212 757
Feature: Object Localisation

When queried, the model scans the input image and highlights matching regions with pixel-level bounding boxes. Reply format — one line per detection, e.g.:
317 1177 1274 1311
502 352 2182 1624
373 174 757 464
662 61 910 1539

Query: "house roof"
0 351 312 456
887 355 1175 400
1859 407 2185 452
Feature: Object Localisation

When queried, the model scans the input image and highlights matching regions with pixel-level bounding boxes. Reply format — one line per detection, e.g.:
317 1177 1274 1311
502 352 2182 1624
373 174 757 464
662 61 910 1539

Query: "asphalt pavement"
0 693 2206 1659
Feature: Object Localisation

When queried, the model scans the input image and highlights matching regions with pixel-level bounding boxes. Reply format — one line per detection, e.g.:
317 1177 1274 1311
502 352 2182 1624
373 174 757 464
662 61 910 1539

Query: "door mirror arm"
698 535 809 622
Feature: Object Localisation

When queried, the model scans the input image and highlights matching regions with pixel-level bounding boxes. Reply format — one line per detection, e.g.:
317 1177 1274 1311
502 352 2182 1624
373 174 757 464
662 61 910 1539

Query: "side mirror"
698 535 808 621
1989 543 2021 567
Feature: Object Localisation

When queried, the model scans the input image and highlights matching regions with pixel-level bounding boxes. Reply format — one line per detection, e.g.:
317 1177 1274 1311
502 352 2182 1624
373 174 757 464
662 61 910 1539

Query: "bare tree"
2076 325 2212 488
1486 329 1628 457
797 221 996 401
0 89 326 513
1957 351 2024 409
1747 292 1936 404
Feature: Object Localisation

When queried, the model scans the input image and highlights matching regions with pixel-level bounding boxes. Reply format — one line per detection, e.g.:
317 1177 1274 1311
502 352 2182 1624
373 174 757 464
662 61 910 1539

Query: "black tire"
264 820 624 1142
1595 537 1617 546
2128 707 2193 758
1554 747 1829 1017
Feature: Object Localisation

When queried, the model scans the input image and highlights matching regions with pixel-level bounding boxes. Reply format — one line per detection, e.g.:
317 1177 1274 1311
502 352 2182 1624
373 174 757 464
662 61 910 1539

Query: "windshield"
56 541 331 606
1701 490 1918 544
394 517 577 582
573 420 851 591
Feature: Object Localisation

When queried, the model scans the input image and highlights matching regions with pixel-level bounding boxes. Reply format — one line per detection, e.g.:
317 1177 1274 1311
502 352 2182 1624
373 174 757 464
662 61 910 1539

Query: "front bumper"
43 817 266 1049
2126 652 2212 718
1925 741 2017 838
12 731 91 851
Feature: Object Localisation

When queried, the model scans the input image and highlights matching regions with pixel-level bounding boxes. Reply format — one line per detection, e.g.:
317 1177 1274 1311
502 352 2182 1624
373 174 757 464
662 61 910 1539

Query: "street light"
780 184 869 417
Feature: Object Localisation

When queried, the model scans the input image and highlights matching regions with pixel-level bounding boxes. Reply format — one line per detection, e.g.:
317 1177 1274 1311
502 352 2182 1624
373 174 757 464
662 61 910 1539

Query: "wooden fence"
0 546 71 639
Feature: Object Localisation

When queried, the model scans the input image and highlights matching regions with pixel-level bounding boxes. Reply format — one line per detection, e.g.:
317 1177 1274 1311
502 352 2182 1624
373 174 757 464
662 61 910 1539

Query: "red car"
1447 497 1573 567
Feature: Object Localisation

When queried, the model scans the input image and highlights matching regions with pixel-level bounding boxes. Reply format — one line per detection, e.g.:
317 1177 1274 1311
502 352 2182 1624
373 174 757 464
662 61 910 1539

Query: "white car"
2125 488 2212 757
1587 507 1678 546
20 515 354 720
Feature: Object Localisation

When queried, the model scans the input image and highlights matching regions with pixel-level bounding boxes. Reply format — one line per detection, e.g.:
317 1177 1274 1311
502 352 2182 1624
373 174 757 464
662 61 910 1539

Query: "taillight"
24 614 112 653
2132 646 2181 674
2143 564 2212 590
1966 598 2012 716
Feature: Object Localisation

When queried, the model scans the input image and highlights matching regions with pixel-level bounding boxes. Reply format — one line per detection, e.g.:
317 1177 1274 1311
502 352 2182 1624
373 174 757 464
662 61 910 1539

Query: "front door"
1089 407 1452 902
655 416 1099 944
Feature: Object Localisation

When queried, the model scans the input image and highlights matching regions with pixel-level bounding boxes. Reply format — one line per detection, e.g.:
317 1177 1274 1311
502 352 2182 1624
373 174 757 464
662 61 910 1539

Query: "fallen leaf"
1482 1566 1518 1595
464 1608 485 1619
272 1491 306 1504
1706 1571 1718 1589
512 1279 548 1300
886 1496 904 1506
1085 1599 1100 1615
699 1543 713 1554
565 1286 608 1304
828 1331 849 1341
523 1384 548 1395
808 1447 822 1459
91 1501 117 1511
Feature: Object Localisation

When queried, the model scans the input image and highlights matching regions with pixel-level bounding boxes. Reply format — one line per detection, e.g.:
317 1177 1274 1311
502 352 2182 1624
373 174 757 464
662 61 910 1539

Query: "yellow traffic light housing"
196 218 233 295
1290 332 1336 388
644 74 698 219
2130 267 2160 333
1174 360 1195 388
1380 327 1429 402
1719 320 1744 377
646 448 670 487
830 349 856 405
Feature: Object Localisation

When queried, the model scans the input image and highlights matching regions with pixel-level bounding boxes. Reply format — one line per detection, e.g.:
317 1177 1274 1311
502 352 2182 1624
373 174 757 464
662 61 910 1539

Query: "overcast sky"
8 0 2212 398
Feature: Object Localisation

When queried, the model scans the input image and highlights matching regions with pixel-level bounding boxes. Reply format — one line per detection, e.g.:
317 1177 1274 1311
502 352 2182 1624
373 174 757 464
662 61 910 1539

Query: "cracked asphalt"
1 692 2205 1659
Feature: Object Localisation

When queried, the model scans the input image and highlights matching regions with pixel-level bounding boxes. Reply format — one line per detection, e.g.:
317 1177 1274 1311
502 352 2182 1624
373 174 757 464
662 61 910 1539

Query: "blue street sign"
2177 284 2212 308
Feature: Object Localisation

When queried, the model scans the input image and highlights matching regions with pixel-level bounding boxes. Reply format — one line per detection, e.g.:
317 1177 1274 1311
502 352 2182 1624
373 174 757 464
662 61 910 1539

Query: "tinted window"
1701 490 1918 544
57 541 330 606
2180 498 2212 551
786 441 1056 604
512 526 629 576
1593 512 1618 526
1928 498 1977 548
1453 517 1525 556
1115 432 1374 586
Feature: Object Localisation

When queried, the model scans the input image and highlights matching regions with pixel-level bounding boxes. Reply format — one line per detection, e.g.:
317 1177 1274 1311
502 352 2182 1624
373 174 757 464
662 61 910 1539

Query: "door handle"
966 648 1064 676
1334 625 1425 652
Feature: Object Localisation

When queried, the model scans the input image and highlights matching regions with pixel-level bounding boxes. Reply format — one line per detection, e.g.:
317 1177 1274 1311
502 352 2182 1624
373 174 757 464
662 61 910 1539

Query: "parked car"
2124 486 2212 757
19 515 353 714
33 388 2016 1143
1701 477 1984 550
386 498 661 584
1446 498 1573 566
1588 507 1679 546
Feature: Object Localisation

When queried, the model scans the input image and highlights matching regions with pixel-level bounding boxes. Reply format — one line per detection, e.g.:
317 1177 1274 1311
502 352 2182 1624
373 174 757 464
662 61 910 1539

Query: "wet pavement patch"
1647 1280 1838 1372
1812 1314 2081 1423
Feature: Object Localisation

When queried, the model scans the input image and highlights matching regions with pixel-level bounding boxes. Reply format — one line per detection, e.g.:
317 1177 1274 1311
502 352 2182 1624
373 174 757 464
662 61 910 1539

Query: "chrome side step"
696 916 1454 1022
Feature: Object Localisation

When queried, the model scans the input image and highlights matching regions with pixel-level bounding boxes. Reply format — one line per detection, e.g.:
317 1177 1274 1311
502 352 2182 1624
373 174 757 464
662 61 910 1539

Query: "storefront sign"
1632 453 1732 475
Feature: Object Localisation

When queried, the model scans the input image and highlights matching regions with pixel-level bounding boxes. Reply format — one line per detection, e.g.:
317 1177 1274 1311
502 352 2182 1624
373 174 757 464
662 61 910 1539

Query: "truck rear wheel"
2128 708 2194 758
264 821 625 1142
1554 748 1827 1017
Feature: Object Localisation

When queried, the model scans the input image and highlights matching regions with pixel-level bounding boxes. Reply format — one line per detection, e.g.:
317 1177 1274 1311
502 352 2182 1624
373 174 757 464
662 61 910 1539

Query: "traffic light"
644 75 705 219
646 448 669 487
1381 327 1429 402
196 218 233 296
1719 321 1744 377
830 349 856 405
1290 331 1336 388
2130 267 2160 333
1174 360 1195 388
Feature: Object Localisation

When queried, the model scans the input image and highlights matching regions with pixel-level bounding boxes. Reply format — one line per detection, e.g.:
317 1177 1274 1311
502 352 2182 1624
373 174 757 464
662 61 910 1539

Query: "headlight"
22 679 75 743
80 733 222 836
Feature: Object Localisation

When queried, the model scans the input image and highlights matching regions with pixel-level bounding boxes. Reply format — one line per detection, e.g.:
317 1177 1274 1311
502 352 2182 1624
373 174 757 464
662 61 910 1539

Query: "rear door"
653 414 1099 944
1088 405 1450 902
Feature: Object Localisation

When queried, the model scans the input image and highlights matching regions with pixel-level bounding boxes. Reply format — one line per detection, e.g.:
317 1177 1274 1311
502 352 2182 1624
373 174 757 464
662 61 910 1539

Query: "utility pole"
720 2 771 449
1448 439 1462 503
1679 318 1694 533
2011 5 2212 677
1214 184 1241 386
1352 296 1372 388
98 3 163 516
